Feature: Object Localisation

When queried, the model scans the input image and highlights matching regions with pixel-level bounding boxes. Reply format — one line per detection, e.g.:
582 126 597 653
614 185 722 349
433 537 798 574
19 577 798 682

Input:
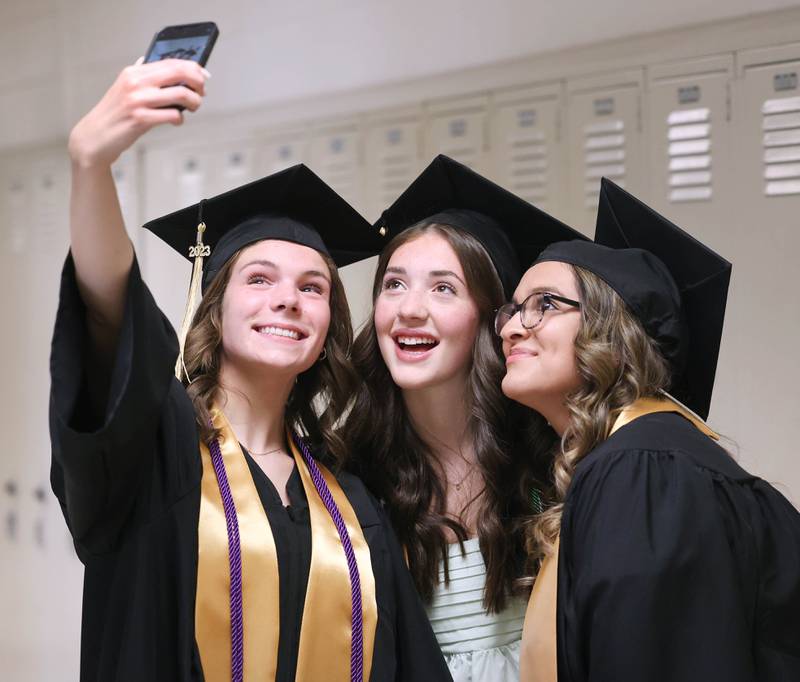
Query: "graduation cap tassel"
175 201 210 381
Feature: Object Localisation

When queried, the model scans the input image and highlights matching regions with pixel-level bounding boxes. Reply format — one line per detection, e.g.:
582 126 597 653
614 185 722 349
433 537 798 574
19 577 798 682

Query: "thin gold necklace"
433 439 477 491
449 465 475 492
245 445 284 457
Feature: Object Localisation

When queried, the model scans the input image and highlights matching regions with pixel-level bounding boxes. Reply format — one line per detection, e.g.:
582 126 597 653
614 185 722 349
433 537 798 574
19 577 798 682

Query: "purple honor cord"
208 437 245 682
208 433 364 682
291 431 365 682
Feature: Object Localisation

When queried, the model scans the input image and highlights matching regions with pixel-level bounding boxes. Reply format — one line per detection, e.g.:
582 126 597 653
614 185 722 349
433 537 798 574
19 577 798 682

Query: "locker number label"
449 119 467 137
774 72 798 92
678 85 701 104
517 109 537 127
593 98 615 116
386 128 403 145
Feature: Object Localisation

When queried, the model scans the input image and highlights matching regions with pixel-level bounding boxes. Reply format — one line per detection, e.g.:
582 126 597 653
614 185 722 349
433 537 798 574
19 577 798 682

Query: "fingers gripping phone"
144 22 219 109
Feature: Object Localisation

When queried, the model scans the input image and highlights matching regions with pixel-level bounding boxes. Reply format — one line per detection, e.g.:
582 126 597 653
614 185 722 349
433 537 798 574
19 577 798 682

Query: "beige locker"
1 146 96 681
721 43 800 503
309 120 364 212
255 127 309 176
0 153 32 481
566 70 645 232
112 149 142 250
646 55 734 252
139 145 206 329
2 163 29 258
205 142 258 196
424 95 488 172
489 83 566 220
30 155 69 258
15 150 70 492
646 57 740 473
363 108 422 222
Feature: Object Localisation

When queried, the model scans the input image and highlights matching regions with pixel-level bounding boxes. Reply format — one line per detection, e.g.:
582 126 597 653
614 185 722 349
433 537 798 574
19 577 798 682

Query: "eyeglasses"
494 291 581 336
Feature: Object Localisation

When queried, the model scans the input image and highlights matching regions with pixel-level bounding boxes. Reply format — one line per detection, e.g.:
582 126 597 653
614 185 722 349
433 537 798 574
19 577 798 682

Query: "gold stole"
518 396 719 682
195 406 377 681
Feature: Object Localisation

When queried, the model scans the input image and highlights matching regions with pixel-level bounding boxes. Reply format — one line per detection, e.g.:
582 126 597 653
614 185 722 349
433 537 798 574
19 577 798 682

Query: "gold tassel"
175 214 210 381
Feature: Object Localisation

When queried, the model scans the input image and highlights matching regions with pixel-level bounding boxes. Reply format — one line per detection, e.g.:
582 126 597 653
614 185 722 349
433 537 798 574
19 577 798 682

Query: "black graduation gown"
49 255 452 682
556 411 800 682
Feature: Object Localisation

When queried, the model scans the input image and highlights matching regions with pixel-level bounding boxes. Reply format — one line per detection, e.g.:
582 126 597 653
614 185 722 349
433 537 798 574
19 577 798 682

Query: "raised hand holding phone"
68 58 209 168
69 22 218 168
66 24 216 363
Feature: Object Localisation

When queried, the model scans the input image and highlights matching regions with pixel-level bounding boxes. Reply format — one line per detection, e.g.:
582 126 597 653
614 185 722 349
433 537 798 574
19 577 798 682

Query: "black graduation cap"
375 155 586 298
143 163 384 379
537 178 731 420
144 163 384 292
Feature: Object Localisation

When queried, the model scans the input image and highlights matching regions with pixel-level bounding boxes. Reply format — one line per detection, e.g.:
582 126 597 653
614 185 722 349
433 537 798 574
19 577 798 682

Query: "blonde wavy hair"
528 264 671 565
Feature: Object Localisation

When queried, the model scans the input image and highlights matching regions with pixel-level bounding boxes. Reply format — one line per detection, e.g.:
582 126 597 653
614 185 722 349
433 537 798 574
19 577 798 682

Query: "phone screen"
144 23 218 66
145 35 211 63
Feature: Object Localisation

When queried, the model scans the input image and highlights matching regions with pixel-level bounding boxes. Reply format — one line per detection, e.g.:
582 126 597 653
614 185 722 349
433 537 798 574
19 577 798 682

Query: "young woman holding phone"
50 58 451 682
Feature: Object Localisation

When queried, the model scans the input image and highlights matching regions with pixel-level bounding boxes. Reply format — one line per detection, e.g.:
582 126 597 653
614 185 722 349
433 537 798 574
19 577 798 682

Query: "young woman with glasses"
498 179 800 682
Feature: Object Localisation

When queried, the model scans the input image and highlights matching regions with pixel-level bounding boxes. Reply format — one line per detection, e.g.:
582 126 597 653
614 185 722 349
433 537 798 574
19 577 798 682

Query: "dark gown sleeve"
49 253 179 555
369 497 453 682
558 448 755 682
749 480 800 678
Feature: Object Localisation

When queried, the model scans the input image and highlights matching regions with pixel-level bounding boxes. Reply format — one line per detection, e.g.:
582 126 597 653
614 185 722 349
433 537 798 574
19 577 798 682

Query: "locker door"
363 110 422 221
2 163 29 258
309 121 363 212
256 128 309 175
112 149 142 250
0 154 32 474
566 70 644 232
206 142 258 196
424 95 488 172
726 44 800 501
646 56 734 251
25 150 70 477
140 145 209 329
30 155 69 258
490 83 566 219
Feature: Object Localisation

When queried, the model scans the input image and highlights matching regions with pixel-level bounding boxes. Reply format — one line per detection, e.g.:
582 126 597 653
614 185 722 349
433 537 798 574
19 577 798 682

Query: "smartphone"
144 22 219 66
143 23 218 110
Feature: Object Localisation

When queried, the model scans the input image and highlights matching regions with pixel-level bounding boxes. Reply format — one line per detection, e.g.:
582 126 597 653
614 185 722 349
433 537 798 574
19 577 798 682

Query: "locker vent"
266 142 304 174
433 115 482 169
317 135 358 204
377 129 416 206
178 157 204 206
583 120 625 208
667 107 712 202
505 130 549 204
762 96 800 197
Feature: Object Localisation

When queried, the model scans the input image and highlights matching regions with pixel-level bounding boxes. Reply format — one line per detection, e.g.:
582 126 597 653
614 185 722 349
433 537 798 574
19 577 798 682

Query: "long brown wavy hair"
181 240 358 465
528 265 671 567
343 222 557 613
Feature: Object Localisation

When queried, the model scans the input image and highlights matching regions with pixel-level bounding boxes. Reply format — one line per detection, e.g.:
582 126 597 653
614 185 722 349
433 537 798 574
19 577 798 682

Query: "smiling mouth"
507 348 538 362
255 325 306 340
394 335 439 353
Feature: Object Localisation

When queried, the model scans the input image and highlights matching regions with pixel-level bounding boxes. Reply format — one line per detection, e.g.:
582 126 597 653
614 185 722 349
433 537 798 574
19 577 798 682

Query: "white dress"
426 537 527 681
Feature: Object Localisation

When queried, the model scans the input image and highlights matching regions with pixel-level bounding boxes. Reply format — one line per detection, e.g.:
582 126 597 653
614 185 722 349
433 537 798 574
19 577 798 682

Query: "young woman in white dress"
344 156 582 681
